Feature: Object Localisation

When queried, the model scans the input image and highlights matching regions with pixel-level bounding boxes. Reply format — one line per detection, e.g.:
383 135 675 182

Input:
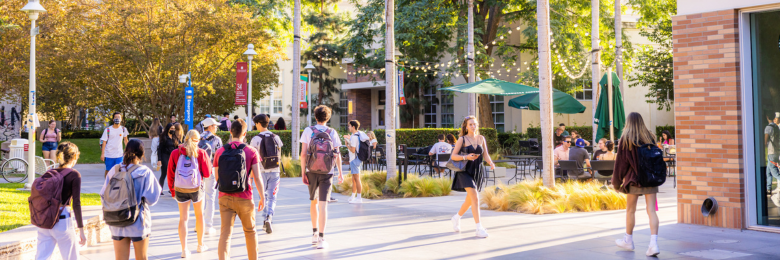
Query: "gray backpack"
101 164 140 227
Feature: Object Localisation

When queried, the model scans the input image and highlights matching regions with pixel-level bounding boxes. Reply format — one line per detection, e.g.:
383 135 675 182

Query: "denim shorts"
42 142 57 151
350 159 362 174
112 234 150 242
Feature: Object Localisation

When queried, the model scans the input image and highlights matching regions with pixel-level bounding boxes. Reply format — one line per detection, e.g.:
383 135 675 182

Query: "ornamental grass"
481 179 626 214
334 171 452 199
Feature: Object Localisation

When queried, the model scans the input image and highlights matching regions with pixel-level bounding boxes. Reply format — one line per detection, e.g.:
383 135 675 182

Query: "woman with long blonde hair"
166 130 213 256
449 116 495 238
612 112 661 256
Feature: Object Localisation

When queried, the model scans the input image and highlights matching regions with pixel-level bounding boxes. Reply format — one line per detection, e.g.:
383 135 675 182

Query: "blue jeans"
768 154 780 191
203 173 217 228
261 171 280 221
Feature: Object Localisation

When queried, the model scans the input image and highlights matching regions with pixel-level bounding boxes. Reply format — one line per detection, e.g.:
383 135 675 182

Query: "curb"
0 214 109 260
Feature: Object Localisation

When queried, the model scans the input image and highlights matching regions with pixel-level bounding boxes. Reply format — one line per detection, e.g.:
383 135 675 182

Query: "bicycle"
1 147 29 183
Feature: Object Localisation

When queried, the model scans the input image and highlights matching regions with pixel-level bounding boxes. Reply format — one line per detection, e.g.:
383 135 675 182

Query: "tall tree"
302 0 348 113
627 0 675 111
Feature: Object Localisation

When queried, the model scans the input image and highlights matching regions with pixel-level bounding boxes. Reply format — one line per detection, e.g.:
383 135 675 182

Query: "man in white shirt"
300 105 343 249
100 112 129 176
250 114 283 233
342 120 369 204
200 117 223 235
428 134 453 175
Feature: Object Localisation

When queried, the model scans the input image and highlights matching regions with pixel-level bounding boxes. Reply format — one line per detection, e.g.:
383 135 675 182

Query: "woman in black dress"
157 122 183 195
450 116 495 238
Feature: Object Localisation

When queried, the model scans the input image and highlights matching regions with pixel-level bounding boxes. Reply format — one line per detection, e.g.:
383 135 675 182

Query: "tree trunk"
478 94 494 128
537 0 555 188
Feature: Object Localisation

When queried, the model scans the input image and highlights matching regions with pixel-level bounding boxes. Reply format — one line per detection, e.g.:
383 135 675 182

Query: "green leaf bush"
372 128 499 151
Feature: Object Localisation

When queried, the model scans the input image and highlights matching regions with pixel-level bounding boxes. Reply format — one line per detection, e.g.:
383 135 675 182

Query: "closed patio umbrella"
594 71 626 141
507 89 587 114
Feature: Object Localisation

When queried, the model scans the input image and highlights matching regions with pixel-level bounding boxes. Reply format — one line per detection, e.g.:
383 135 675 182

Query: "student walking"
214 119 265 260
449 116 495 238
101 112 130 176
343 120 369 204
31 142 86 260
199 118 223 236
39 120 61 166
300 105 343 249
158 123 183 195
100 139 161 260
274 117 287 130
612 112 662 257
149 125 160 172
167 130 213 257
250 114 283 233
149 118 162 140
219 112 232 132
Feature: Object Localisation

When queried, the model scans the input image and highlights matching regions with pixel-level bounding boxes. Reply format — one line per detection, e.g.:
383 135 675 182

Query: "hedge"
22 129 147 139
655 125 675 140
214 129 351 157
497 132 528 154
373 128 499 151
526 126 599 141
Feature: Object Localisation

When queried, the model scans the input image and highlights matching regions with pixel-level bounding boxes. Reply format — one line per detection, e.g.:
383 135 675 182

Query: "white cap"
775 112 779 119
201 118 218 128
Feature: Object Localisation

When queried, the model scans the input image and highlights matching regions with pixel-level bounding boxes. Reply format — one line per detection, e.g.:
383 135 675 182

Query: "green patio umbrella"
440 78 543 96
594 71 626 141
507 89 587 114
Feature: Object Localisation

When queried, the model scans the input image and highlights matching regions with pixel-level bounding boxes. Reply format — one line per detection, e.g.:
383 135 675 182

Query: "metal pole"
292 0 301 160
384 0 398 183
307 70 311 127
608 68 614 143
25 16 38 189
591 0 600 147
614 0 624 93
247 57 253 125
467 0 476 116
537 0 555 188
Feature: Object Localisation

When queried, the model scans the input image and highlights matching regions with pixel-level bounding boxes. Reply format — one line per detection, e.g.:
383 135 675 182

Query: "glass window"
441 92 454 128
378 90 386 106
490 95 505 132
378 109 385 126
751 10 780 227
575 81 593 101
273 86 282 114
339 92 348 129
259 99 270 114
424 87 437 128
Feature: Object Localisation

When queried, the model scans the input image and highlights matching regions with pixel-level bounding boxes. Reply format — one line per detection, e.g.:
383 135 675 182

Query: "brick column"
673 10 743 229
347 89 372 128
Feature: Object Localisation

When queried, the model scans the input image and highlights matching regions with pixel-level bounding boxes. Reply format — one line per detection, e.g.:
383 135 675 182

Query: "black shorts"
306 172 333 202
112 234 150 242
174 186 204 203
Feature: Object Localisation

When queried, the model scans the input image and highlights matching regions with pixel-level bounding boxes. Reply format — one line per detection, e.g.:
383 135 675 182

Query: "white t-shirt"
100 126 129 158
347 131 369 162
430 141 453 167
250 130 284 172
300 125 342 173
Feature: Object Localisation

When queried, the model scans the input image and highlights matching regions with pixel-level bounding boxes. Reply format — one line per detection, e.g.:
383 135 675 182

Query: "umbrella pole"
608 68 614 143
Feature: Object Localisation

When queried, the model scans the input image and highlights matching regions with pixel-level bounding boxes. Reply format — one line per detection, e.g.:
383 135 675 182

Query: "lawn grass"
35 139 102 164
481 179 627 214
0 183 101 233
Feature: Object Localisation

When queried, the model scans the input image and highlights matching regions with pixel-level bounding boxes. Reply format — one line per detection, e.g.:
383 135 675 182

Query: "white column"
467 0 476 116
591 0 600 145
307 70 312 127
247 57 253 124
615 0 623 93
292 0 301 160
537 0 555 188
25 17 38 189
384 0 397 182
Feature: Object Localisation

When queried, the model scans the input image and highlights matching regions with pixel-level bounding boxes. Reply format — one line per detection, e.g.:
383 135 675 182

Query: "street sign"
300 75 308 109
236 62 248 105
184 86 194 129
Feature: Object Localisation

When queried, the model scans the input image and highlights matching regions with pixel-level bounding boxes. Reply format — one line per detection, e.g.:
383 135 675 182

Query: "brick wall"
672 10 744 229
347 89 372 129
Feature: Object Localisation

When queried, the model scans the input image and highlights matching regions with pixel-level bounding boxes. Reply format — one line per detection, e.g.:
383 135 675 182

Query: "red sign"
24 144 28 151
399 69 406 105
235 62 248 105
299 75 308 109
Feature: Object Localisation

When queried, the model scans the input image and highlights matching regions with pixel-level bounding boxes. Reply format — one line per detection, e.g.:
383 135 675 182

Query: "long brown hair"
149 118 161 138
619 112 656 151
458 116 479 137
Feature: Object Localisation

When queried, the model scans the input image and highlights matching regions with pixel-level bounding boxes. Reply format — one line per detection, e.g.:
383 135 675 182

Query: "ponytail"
56 142 80 166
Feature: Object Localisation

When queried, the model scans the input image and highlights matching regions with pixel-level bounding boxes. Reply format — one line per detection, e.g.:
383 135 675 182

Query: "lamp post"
304 60 315 127
244 44 257 124
21 0 45 190
178 73 193 130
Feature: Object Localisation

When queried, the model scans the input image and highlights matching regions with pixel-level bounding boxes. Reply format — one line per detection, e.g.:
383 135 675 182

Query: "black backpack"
257 133 280 169
217 144 248 193
219 119 229 131
770 123 780 152
355 133 371 162
636 143 667 187
198 135 216 160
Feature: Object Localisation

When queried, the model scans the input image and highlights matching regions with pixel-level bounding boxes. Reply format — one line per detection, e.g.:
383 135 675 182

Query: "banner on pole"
235 62 248 105
300 75 308 109
398 69 406 105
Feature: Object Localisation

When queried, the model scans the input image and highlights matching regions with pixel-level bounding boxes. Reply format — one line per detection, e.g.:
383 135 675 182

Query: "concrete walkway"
28 164 780 259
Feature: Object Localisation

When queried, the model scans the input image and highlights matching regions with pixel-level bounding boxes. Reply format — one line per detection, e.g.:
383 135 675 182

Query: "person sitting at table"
554 135 571 165
569 139 592 179
366 131 378 150
429 134 453 175
554 128 565 148
571 130 590 146
446 134 457 147
658 130 674 147
592 139 615 177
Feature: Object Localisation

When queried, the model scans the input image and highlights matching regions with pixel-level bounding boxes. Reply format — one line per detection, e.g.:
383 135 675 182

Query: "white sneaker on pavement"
181 249 191 258
312 233 319 244
772 193 780 207
615 238 635 251
316 237 329 249
197 245 208 253
451 215 461 232
476 228 489 238
205 227 216 236
646 244 660 256
350 197 363 204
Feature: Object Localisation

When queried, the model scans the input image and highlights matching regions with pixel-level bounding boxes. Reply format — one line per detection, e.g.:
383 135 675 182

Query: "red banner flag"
235 62 248 105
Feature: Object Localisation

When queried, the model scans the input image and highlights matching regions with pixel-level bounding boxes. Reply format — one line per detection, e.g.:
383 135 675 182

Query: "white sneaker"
615 238 635 251
451 215 461 232
350 197 363 204
181 249 191 258
205 227 216 236
646 244 660 256
772 188 780 194
316 237 329 249
312 233 319 244
476 228 489 238
196 245 208 253
772 193 780 207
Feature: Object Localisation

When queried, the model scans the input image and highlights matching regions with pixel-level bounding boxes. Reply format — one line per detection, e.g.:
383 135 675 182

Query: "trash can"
9 139 27 160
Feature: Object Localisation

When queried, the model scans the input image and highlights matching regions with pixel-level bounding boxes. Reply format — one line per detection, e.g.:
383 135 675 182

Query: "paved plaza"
9 163 780 259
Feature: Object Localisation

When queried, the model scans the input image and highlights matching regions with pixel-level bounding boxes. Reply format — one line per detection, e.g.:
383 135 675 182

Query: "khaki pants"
218 196 257 260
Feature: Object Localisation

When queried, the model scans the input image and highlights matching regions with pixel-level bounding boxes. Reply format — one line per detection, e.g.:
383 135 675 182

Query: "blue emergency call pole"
179 72 194 130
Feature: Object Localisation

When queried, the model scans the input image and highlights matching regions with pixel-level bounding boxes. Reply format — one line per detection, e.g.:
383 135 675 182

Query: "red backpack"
28 168 73 229
306 126 337 174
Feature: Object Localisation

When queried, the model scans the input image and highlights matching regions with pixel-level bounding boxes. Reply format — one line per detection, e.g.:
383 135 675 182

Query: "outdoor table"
504 155 542 180
492 158 524 184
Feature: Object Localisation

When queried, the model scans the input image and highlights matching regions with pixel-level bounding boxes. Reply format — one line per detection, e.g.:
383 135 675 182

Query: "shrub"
333 171 452 199
373 128 499 151
280 157 302 178
497 132 527 155
481 179 626 214
655 125 674 140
